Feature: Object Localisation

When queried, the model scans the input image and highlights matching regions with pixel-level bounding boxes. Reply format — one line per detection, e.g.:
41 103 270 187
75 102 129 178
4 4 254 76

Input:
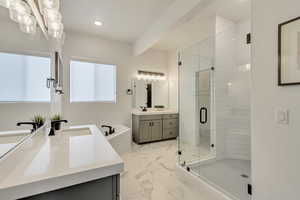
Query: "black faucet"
17 122 39 133
49 120 68 136
140 106 147 112
101 125 115 136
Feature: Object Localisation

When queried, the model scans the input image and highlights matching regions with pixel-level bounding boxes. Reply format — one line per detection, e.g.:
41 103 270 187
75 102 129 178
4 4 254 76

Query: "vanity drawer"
138 115 162 121
163 114 178 119
163 128 178 139
163 119 178 129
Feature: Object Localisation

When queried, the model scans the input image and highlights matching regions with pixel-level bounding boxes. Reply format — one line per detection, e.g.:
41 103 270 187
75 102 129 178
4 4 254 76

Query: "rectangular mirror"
0 51 51 158
132 79 169 109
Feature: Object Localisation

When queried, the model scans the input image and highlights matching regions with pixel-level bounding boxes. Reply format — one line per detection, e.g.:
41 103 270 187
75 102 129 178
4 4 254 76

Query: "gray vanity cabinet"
139 120 162 143
20 175 120 200
132 114 178 144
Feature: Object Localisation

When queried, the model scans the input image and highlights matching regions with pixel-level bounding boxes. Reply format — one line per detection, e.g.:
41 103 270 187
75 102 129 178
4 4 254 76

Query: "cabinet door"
151 120 163 141
140 121 152 143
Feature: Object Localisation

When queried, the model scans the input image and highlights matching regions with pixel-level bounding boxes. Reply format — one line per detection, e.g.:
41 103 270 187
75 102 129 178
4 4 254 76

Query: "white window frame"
0 50 51 103
69 57 117 103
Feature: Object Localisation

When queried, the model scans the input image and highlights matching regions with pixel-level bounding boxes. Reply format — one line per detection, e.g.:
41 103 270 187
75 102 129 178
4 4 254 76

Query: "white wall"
167 51 179 111
62 32 168 127
0 20 168 131
252 0 300 199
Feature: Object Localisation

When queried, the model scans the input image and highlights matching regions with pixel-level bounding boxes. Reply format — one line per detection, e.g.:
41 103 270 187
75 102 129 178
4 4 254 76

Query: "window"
70 60 116 102
0 52 51 102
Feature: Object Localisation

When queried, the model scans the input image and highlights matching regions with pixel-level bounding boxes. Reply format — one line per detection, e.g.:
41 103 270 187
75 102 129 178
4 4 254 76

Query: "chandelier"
0 0 64 39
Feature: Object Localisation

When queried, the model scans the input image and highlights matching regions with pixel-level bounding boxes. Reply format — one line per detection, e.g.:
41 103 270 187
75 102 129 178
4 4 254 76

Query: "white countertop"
0 129 32 160
132 109 178 116
0 125 124 199
0 129 31 137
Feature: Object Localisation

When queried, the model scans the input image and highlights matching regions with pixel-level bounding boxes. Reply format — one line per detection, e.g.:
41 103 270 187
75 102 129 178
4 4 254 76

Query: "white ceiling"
216 0 251 22
0 0 250 51
0 0 175 43
154 0 251 51
60 0 175 43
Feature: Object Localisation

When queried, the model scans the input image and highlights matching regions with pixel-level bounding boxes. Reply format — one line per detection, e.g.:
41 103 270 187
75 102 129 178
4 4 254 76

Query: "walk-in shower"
178 17 251 200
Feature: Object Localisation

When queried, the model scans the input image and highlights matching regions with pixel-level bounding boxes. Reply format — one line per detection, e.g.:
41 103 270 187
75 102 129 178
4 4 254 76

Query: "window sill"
0 101 51 104
70 101 116 104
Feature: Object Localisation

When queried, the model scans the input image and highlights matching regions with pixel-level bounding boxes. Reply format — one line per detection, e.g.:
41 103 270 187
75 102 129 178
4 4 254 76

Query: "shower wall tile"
225 133 251 160
215 17 251 160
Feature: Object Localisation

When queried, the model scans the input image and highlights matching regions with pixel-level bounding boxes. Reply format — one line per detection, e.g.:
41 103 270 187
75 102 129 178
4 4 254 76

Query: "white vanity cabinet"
132 113 178 144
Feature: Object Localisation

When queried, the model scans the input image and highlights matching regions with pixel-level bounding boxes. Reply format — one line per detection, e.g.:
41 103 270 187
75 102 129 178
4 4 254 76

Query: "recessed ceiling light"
94 20 103 26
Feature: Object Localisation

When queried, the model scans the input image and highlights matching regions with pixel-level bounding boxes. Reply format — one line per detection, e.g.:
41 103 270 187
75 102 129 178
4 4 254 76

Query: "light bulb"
245 64 251 71
39 0 59 15
0 0 13 8
94 20 103 26
48 21 63 38
20 14 36 26
43 0 59 8
9 0 31 23
48 21 63 30
150 75 155 80
44 9 62 27
19 14 36 34
20 23 36 34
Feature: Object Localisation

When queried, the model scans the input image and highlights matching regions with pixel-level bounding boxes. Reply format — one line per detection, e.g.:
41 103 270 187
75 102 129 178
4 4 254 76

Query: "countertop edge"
1 162 124 200
132 110 179 116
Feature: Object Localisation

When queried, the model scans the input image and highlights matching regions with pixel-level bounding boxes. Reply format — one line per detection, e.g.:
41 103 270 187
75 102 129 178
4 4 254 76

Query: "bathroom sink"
0 132 31 158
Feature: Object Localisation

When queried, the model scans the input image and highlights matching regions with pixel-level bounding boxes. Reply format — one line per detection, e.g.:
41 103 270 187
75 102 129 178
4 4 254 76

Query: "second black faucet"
49 120 68 136
101 125 115 136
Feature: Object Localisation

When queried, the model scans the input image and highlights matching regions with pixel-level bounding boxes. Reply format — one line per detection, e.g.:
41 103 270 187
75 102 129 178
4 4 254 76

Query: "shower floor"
190 159 251 200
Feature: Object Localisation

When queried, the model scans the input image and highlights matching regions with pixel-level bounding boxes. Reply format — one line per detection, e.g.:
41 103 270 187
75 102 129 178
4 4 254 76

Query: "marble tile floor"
120 140 228 200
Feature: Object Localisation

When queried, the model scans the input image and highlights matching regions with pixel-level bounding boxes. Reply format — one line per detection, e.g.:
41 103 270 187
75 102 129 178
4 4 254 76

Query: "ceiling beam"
133 0 205 56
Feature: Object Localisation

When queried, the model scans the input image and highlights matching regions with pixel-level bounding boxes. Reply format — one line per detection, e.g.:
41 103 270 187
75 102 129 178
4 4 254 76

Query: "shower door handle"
200 107 208 124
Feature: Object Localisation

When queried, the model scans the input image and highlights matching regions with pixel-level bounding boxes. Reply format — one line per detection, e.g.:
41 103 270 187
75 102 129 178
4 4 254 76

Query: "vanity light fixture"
0 0 65 39
137 70 166 81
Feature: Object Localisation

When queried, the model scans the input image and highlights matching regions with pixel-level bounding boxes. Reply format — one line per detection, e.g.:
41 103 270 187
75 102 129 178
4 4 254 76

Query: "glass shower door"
196 69 214 160
178 39 215 166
